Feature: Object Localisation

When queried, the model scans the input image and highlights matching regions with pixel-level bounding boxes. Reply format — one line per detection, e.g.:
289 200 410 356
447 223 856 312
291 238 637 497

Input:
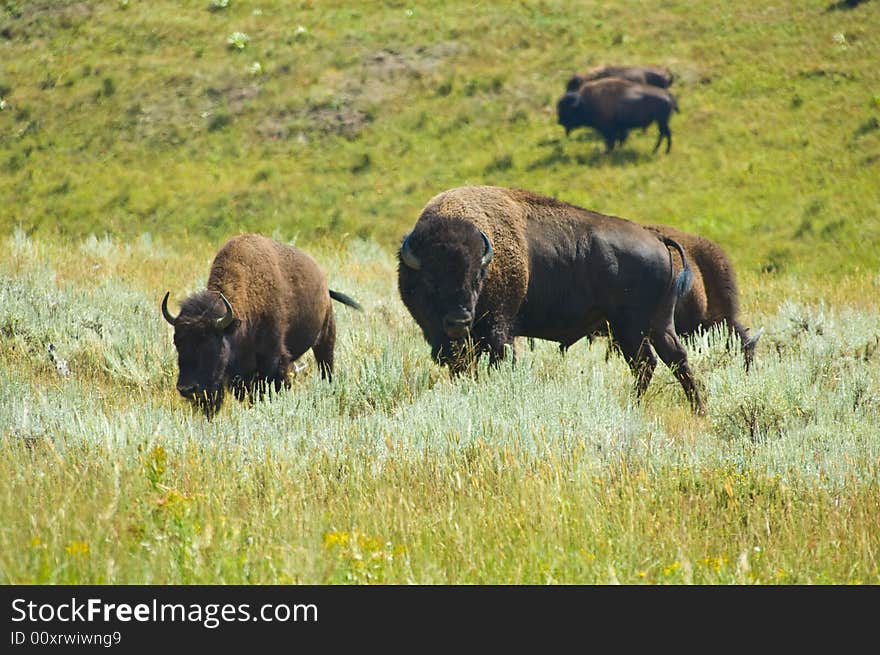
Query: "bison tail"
660 236 693 301
329 289 363 311
670 94 679 113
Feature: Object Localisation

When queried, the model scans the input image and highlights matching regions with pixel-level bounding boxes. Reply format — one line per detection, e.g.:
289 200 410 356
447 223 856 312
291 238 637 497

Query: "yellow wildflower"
65 541 90 556
323 531 350 549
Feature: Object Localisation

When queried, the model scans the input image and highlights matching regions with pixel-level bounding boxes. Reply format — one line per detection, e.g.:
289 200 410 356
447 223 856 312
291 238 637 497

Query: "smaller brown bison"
557 77 679 153
565 65 674 93
161 233 362 417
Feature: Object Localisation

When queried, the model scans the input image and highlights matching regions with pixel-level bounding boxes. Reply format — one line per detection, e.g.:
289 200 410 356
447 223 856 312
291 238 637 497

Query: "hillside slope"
1 0 878 277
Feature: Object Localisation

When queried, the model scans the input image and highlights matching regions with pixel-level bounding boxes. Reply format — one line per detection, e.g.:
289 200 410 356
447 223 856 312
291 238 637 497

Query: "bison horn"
400 232 421 270
479 230 494 267
215 292 235 330
161 292 178 325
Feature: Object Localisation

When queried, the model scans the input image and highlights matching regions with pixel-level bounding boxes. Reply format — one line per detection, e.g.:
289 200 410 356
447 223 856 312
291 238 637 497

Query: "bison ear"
222 317 241 334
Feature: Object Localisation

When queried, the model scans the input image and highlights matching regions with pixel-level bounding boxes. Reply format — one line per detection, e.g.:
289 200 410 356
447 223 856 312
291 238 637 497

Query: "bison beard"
162 234 362 418
398 186 706 413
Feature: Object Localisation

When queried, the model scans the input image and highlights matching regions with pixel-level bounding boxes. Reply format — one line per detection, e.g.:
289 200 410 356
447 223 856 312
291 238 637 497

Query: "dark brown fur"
644 224 762 369
566 65 674 93
162 233 361 417
553 224 763 369
557 77 679 153
398 186 706 413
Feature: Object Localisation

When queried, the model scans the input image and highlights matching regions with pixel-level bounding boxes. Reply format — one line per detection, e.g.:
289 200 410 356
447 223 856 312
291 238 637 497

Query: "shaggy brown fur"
162 233 361 417
398 186 706 413
566 65 674 93
557 77 679 153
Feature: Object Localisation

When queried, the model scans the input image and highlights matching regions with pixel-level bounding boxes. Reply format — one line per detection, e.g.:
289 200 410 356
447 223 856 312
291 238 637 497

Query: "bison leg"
488 342 515 368
485 322 515 369
251 351 291 399
271 357 292 392
249 376 272 402
230 375 250 402
603 134 617 153
312 310 336 382
729 319 763 373
616 332 658 398
651 328 706 414
605 331 627 362
254 378 267 400
654 120 672 154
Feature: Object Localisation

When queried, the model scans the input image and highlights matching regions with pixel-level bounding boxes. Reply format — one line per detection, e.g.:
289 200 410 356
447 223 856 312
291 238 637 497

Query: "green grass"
1 233 879 583
1 1 879 583
2 1 878 274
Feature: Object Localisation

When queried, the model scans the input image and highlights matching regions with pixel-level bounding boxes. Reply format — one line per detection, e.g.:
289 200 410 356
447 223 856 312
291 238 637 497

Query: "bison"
161 233 362 417
557 77 679 153
397 185 706 413
644 224 763 370
565 64 674 93
551 224 763 371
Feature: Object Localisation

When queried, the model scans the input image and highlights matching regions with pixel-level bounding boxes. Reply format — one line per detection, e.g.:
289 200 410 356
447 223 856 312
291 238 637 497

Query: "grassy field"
1 1 878 583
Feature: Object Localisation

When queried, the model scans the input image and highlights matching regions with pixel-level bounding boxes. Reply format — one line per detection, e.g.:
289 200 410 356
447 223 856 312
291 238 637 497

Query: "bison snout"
176 382 199 398
443 310 472 339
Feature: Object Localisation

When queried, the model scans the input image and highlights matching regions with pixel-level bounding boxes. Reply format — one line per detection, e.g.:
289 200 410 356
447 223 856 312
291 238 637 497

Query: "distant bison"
565 64 674 93
162 233 362 417
398 185 706 413
557 77 679 153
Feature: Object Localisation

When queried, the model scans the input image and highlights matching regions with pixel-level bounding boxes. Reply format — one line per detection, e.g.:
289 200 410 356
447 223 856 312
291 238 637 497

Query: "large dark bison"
161 233 362 417
397 186 706 413
557 77 679 153
565 64 674 93
551 224 763 371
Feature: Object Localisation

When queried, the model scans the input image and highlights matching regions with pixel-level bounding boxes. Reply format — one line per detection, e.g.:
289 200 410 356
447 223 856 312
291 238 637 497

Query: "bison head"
162 290 238 417
398 219 494 368
556 91 588 136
